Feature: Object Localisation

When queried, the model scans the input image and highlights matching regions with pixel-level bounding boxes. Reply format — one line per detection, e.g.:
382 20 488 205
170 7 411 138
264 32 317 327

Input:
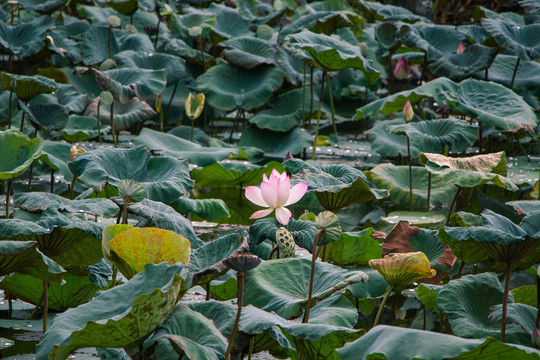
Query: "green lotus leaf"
169 197 230 222
440 78 538 132
405 24 465 61
164 38 213 65
369 252 436 289
457 24 491 44
416 283 442 311
15 192 118 217
490 303 537 336
79 26 120 65
451 211 483 227
366 119 419 157
482 19 540 60
428 44 498 80
69 146 193 203
481 54 540 90
239 126 312 157
202 3 253 40
324 228 382 266
126 199 203 248
281 11 362 38
284 159 386 210
314 211 342 246
115 50 188 85
189 233 244 286
52 115 110 143
437 210 540 270
244 258 367 319
0 130 44 180
150 304 228 360
388 118 478 154
436 272 529 344
248 89 304 132
40 140 74 182
18 0 69 14
106 0 138 16
169 12 215 39
506 200 540 215
191 160 284 189
287 29 379 77
133 128 236 167
197 63 284 111
420 151 518 190
118 179 145 203
357 1 429 22
0 17 53 58
249 217 318 252
19 102 68 133
35 263 189 360
375 22 412 52
336 325 540 360
221 37 278 69
107 227 191 280
0 272 99 312
0 73 58 103
0 240 65 283
382 211 446 226
85 96 157 131
368 164 458 209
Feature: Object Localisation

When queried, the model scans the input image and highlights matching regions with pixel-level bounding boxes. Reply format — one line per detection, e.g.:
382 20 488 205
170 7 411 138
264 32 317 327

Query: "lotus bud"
403 100 414 122
457 41 466 54
9 78 16 90
393 57 411 80
256 25 273 41
369 252 436 289
185 92 205 120
108 15 121 28
188 26 203 38
99 58 115 71
99 91 114 107
284 152 293 161
70 145 86 161
533 328 540 348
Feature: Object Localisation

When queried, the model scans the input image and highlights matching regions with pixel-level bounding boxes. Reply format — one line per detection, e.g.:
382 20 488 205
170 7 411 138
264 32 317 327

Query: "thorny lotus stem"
110 102 118 148
407 135 413 211
311 71 326 160
7 89 13 129
373 284 394 327
426 172 432 211
5 180 12 219
446 186 461 226
96 99 103 145
225 271 245 360
43 281 49 332
510 57 520 90
325 71 337 137
302 228 325 323
165 82 178 120
501 262 513 342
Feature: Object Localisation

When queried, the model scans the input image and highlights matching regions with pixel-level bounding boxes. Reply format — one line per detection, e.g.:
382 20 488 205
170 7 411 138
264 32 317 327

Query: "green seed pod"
276 227 296 258
256 25 273 41
99 91 114 106
99 58 115 71
108 15 122 28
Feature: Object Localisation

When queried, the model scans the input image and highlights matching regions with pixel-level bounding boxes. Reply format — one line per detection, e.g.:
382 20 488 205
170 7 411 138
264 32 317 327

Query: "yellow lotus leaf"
368 251 436 288
108 227 191 279
185 92 205 120
102 224 136 261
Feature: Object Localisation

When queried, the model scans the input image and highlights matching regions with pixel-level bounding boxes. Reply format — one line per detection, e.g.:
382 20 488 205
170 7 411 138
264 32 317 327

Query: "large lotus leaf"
287 30 379 77
0 17 53 57
366 119 419 157
221 37 277 69
15 192 118 217
405 24 465 61
0 272 99 312
239 125 312 157
40 140 74 182
436 272 529 344
382 211 446 227
85 96 157 131
354 77 458 119
169 12 215 38
243 258 367 319
69 146 193 203
191 160 284 189
490 303 537 337
0 73 57 104
35 263 189 360
324 228 382 266
249 217 318 251
440 78 538 132
420 152 518 191
106 0 138 15
428 44 498 80
0 130 43 180
195 188 261 226
482 19 540 60
388 118 478 154
197 63 284 111
481 54 540 90
368 164 457 209
375 22 412 52
336 325 540 360
133 128 236 167
506 200 540 215
284 159 386 210
0 240 65 283
357 1 429 22
107 227 191 280
18 0 69 14
52 115 110 143
169 197 230 222
79 25 120 65
249 89 304 132
281 11 362 38
199 3 253 40
19 102 68 133
115 51 187 85
163 38 213 65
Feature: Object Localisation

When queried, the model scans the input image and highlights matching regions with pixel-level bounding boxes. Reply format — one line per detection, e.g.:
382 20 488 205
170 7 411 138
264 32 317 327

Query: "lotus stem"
110 102 117 148
303 227 325 324
6 292 13 318
501 262 513 342
69 177 77 200
515 133 530 161
311 71 326 160
19 108 26 132
457 260 465 278
268 246 280 260
422 304 426 330
5 180 12 219
8 53 12 73
446 186 461 225
302 63 306 127
325 71 337 137
122 195 130 224
96 99 103 145
206 283 211 301
439 310 445 333
199 35 206 71
535 272 540 328
247 336 255 360
478 122 483 154
160 101 164 133
510 57 520 90
309 66 314 131
225 271 245 360
7 89 13 129
388 53 395 95
365 80 369 105
321 244 327 262
43 281 49 332
427 172 431 211
154 19 161 49
419 52 427 86
229 108 242 143
108 26 112 59
373 284 394 327
110 266 118 289
407 135 413 211
164 82 178 120
485 68 489 81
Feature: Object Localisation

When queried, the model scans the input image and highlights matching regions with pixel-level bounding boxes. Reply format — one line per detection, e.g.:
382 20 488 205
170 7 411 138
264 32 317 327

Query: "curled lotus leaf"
482 19 540 60
0 130 44 180
102 224 135 261
185 93 205 121
0 17 53 58
0 73 57 102
368 251 436 289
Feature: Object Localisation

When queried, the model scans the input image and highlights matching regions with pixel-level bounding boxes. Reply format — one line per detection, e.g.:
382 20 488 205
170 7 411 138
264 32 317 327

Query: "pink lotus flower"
245 169 308 225
457 41 466 54
393 57 411 80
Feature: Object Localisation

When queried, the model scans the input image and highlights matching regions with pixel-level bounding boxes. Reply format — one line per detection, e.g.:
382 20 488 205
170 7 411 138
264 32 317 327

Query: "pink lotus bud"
403 100 414 122
284 152 293 161
457 41 466 54
393 57 411 80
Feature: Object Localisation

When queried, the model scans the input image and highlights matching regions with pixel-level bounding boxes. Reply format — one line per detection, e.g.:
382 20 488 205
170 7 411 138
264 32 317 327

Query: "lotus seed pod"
189 26 203 38
256 25 273 41
358 42 368 57
223 254 261 272
100 91 114 107
100 58 115 71
276 227 296 258
108 15 122 28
